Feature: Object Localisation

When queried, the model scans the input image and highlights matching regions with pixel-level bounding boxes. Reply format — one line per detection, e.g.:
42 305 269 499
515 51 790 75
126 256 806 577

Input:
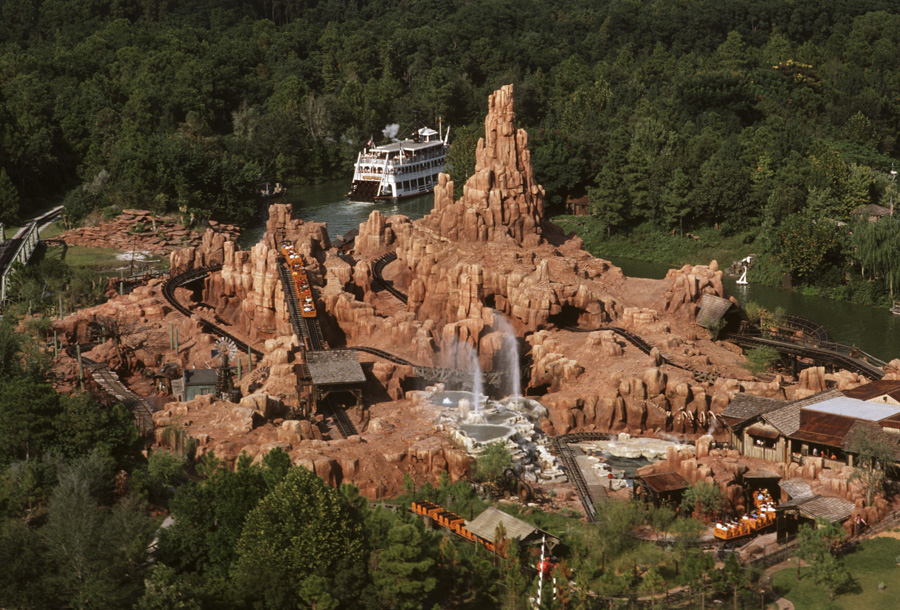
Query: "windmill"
212 337 239 401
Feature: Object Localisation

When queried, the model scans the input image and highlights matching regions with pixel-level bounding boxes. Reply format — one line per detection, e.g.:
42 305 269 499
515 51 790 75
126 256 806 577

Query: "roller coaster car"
713 508 776 540
410 501 498 554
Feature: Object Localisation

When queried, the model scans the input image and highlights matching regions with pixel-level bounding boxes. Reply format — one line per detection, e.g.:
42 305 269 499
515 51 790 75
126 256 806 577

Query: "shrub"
745 347 780 375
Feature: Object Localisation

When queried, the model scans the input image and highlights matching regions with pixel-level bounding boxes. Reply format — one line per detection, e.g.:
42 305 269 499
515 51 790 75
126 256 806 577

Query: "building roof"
636 472 690 494
779 494 855 523
721 394 786 427
790 410 859 448
842 380 900 402
851 203 891 218
803 396 900 421
696 294 734 328
465 507 556 545
184 368 219 386
779 478 813 500
762 389 843 436
305 350 367 386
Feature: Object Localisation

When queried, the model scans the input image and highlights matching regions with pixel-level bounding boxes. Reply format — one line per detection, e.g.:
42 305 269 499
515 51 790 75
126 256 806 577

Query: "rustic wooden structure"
776 478 855 542
305 349 367 410
632 472 690 509
464 506 560 552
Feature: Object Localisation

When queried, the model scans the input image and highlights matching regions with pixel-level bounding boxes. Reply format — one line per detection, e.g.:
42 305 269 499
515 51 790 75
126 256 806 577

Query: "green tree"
371 522 437 610
721 553 752 610
593 499 645 571
41 454 154 609
134 564 202 610
157 450 289 581
797 519 846 587
680 481 724 522
588 165 628 237
474 441 512 487
447 123 480 200
0 168 19 224
851 217 900 298
744 346 780 375
233 466 368 609
847 424 900 506
662 167 692 236
0 376 63 464
776 210 846 285
298 575 340 610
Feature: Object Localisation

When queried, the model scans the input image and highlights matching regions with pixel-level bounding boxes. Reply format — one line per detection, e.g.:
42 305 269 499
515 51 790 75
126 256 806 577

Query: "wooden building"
787 395 900 466
632 472 690 509
842 379 900 406
851 203 892 223
719 393 801 462
464 507 560 553
303 349 367 411
776 478 854 541
697 293 737 329
171 368 218 402
724 389 900 469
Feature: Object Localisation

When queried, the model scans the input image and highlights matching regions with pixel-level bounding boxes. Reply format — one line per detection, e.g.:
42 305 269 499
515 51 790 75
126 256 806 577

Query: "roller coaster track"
64 344 154 434
550 436 597 522
563 325 719 383
725 332 885 380
372 252 408 303
781 314 831 343
162 266 263 358
348 345 413 365
323 395 358 438
273 258 359 438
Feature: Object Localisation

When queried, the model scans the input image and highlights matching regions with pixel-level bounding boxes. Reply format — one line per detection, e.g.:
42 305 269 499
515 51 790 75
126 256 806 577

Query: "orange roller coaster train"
411 501 498 554
713 489 777 541
279 241 317 318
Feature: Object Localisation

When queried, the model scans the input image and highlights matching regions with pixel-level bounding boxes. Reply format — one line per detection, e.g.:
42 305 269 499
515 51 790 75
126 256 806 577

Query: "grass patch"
771 537 900 609
39 219 65 239
42 243 166 272
551 215 758 270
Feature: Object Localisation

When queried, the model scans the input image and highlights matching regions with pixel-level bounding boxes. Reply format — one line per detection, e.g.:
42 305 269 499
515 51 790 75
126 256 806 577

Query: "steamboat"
348 124 450 201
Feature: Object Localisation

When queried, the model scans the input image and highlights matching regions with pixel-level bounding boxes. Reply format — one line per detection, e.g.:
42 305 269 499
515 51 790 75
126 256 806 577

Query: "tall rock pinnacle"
421 84 545 246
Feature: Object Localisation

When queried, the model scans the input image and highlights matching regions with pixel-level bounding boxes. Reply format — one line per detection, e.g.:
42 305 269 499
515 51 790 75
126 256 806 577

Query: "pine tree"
371 523 437 610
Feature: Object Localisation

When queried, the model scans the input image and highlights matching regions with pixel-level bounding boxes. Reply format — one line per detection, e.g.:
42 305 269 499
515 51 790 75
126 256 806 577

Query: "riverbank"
551 215 894 310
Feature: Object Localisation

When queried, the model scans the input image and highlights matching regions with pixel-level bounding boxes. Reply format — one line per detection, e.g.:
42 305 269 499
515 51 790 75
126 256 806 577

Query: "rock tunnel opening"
548 304 588 329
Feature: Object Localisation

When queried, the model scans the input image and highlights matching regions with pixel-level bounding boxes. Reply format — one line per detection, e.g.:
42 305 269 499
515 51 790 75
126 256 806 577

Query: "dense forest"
5 2 900 607
2 0 900 231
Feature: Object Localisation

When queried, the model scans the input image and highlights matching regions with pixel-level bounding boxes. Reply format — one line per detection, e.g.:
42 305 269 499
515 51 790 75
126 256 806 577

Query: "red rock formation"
59 210 239 260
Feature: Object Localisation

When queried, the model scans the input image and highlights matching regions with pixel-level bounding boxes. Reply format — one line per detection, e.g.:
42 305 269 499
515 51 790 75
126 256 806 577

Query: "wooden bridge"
726 330 885 380
0 206 63 311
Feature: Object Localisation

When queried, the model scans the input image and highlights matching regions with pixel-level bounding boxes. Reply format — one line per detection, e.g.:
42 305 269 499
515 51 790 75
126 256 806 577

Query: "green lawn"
771 537 900 609
39 219 65 239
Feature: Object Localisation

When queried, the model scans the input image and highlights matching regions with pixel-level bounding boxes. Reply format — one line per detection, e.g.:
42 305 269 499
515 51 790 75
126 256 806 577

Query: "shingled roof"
762 389 843 436
637 472 690 494
465 507 557 547
779 494 855 523
305 349 367 386
842 379 900 403
721 394 786 427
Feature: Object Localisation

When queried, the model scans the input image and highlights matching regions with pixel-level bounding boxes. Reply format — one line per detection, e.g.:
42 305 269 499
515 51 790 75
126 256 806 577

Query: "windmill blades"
214 337 238 364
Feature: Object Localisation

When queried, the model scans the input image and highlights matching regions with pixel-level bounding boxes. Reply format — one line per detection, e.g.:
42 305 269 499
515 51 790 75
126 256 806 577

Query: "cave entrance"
548 304 588 329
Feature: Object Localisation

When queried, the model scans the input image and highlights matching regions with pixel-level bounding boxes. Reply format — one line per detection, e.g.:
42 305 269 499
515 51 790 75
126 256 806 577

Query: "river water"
244 180 900 362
